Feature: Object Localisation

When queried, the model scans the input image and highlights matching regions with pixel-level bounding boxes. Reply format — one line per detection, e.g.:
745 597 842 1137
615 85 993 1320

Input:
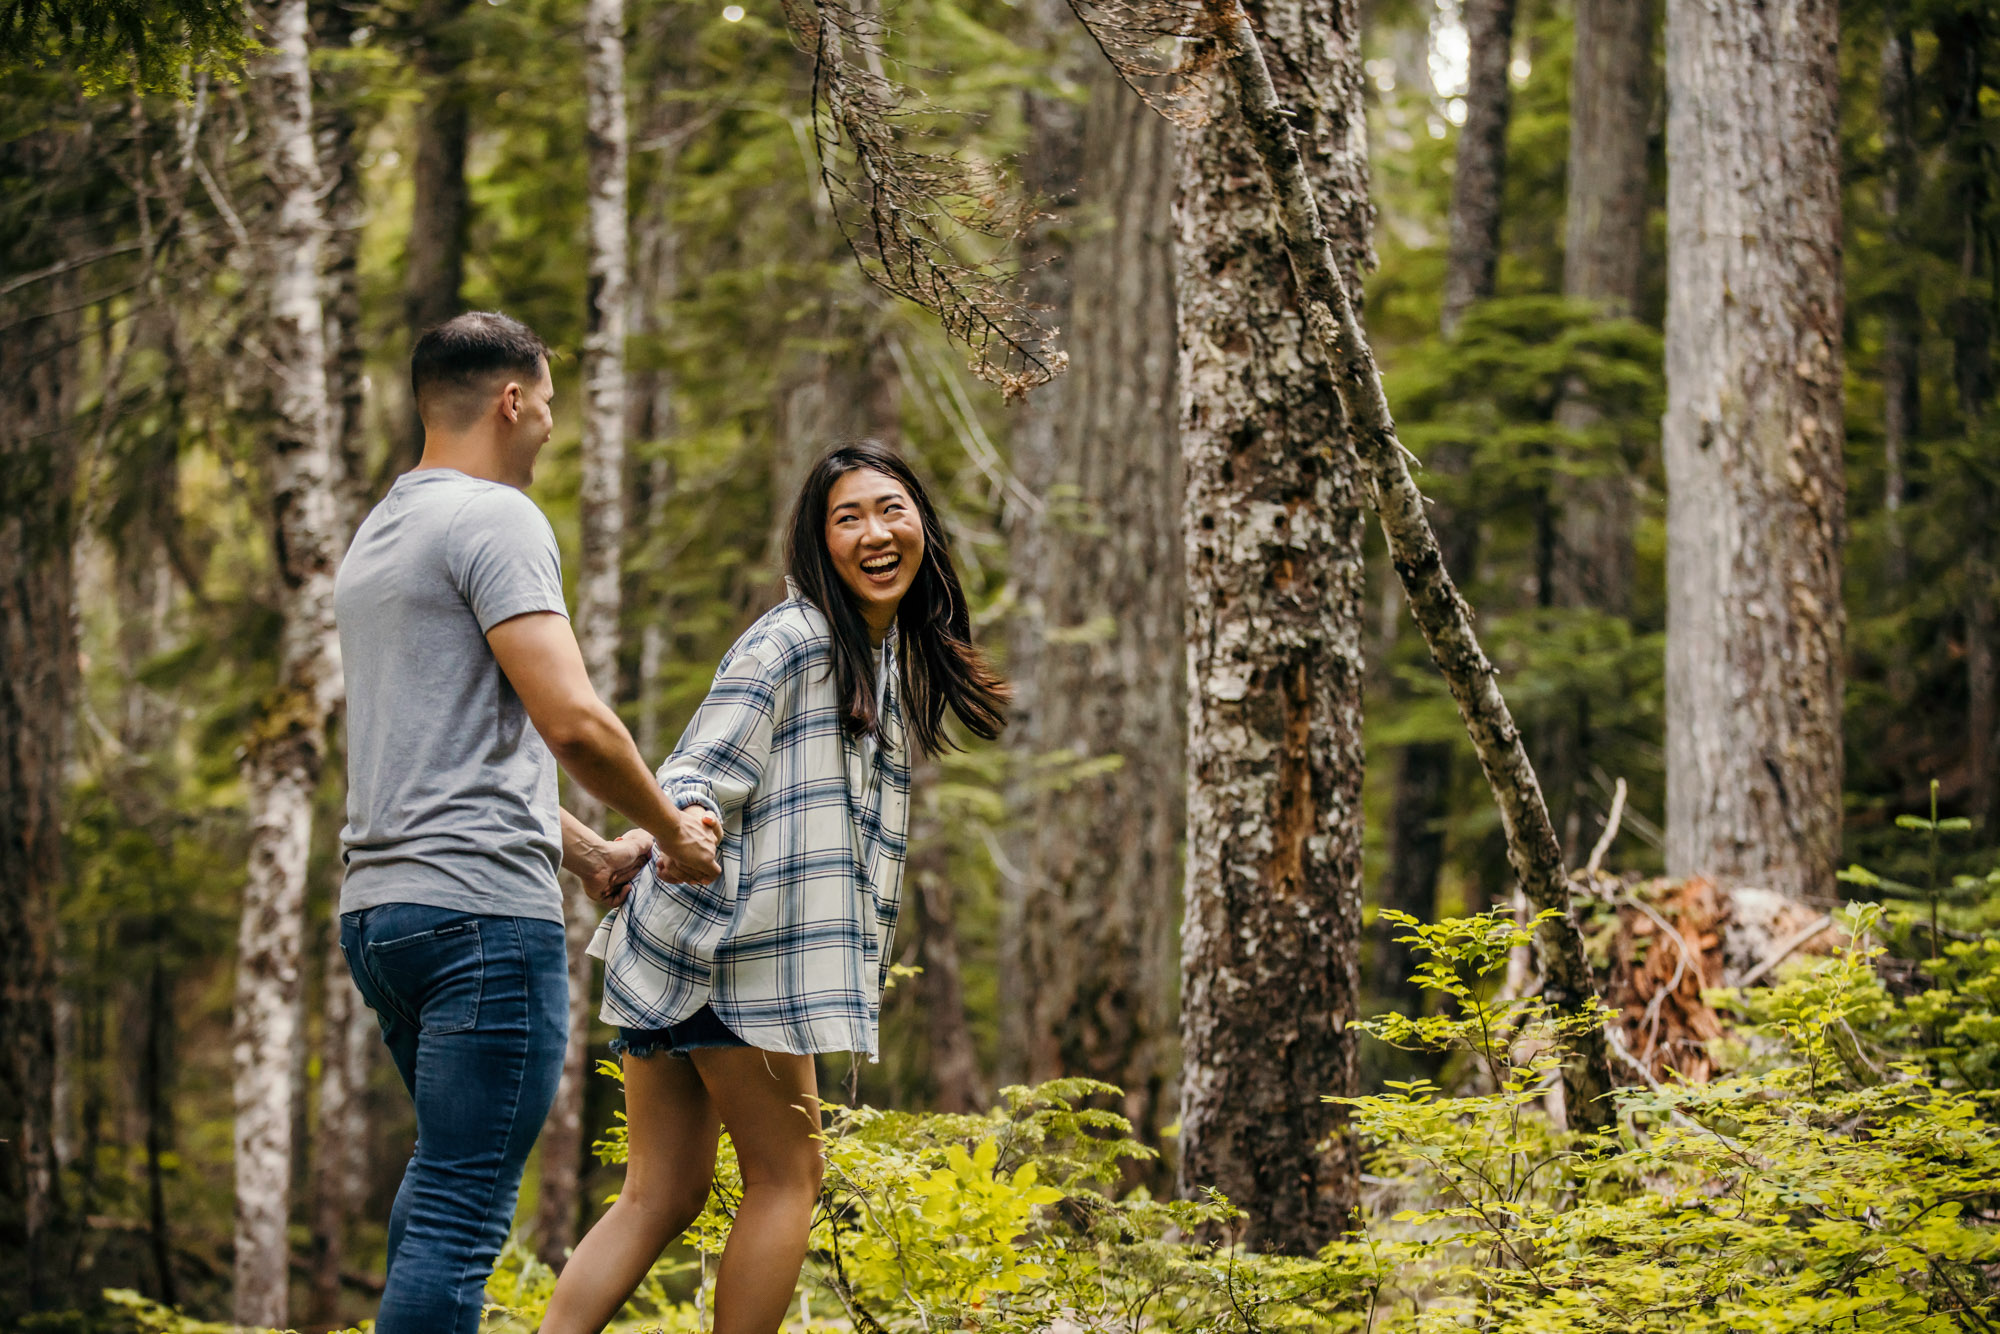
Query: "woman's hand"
655 804 722 883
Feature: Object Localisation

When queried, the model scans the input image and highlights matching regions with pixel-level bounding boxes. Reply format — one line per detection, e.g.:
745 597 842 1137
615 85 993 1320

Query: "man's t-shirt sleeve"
447 487 569 632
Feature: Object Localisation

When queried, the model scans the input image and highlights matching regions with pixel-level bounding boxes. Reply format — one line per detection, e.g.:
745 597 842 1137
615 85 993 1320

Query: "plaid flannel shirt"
587 593 910 1058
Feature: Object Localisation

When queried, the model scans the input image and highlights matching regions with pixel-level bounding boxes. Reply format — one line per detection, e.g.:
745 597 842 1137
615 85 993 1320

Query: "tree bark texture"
1551 0 1650 614
1878 11 1916 599
904 757 983 1113
1174 0 1368 1250
538 0 631 1263
998 0 1086 1087
1017 60 1183 1155
1197 0 1614 1129
1938 13 1999 833
1562 0 1651 320
233 4 343 1322
0 242 79 1311
1662 0 1845 900
1544 0 1653 852
1438 0 1517 336
309 7 375 1314
401 0 477 461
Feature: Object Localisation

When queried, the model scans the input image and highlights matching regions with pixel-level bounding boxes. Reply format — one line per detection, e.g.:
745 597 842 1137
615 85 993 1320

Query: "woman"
540 442 1009 1334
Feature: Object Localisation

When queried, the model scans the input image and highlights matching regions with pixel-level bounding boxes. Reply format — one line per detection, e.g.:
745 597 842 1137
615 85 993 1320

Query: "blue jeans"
340 903 569 1334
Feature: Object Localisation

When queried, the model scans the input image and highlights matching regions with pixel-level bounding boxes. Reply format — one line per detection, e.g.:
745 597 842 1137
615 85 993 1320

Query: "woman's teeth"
861 554 900 575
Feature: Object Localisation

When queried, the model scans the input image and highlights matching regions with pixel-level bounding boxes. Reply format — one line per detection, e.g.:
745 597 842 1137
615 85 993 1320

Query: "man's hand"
654 804 721 883
562 810 655 909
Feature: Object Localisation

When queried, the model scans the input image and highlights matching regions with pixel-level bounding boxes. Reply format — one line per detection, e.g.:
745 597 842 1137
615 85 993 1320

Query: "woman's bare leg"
538 1053 721 1334
690 1048 823 1334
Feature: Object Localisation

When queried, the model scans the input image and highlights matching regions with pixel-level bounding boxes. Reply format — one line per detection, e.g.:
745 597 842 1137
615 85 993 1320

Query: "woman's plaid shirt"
588 594 910 1058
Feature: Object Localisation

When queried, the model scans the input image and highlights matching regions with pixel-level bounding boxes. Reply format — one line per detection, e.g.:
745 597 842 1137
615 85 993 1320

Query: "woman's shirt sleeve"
655 640 786 823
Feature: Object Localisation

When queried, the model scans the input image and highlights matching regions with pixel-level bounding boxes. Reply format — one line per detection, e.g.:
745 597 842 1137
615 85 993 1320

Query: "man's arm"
559 809 655 908
487 611 719 881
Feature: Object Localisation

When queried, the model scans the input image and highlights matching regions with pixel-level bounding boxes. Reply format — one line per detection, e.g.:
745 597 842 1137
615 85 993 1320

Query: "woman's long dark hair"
785 441 1009 758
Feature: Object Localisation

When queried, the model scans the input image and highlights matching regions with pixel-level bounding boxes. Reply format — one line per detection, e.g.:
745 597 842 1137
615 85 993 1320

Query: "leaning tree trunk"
1191 0 1616 1130
0 215 81 1311
1018 57 1183 1159
1174 0 1370 1252
401 0 477 461
1662 0 1844 901
233 3 344 1324
1438 0 1517 337
1544 0 1653 853
537 0 630 1263
1373 0 1517 1013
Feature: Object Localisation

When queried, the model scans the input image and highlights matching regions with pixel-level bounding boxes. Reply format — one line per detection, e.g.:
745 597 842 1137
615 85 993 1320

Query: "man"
334 311 719 1334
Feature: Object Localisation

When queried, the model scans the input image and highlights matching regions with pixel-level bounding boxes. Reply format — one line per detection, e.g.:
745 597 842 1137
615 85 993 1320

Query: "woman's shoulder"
725 596 832 681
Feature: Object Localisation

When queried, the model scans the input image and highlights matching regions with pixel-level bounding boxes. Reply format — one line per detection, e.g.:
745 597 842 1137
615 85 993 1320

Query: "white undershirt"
858 640 891 773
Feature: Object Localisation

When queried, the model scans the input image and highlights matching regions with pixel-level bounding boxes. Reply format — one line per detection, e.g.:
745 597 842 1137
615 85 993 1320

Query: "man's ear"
499 380 523 423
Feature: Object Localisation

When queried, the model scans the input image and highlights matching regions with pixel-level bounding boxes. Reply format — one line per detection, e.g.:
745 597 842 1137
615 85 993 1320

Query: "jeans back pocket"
365 918 485 1036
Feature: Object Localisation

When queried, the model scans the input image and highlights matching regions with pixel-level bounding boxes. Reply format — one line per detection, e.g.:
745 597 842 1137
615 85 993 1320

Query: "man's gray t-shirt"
336 469 568 923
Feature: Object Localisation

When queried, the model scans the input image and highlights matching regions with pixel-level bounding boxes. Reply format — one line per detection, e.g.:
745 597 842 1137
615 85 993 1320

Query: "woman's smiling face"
825 467 925 636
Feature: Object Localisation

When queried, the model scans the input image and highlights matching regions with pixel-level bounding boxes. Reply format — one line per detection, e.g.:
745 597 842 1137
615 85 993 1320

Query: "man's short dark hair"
411 312 549 426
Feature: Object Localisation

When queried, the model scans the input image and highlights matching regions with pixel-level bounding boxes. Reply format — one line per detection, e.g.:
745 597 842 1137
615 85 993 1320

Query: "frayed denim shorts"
611 1003 751 1060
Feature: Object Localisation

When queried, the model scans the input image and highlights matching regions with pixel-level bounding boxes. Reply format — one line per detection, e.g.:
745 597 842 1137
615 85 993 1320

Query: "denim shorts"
611 1003 751 1060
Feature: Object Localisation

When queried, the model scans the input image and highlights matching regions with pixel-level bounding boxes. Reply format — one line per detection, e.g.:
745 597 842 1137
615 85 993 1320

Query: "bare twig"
1584 777 1628 877
1736 913 1837 989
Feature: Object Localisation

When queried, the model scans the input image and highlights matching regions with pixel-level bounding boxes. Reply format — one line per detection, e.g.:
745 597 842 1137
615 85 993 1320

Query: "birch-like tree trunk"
1662 0 1844 900
1439 0 1517 336
233 4 342 1322
309 4 375 1315
1018 58 1182 1155
0 234 80 1310
537 0 629 1261
1174 0 1369 1251
1191 0 1615 1129
401 0 476 460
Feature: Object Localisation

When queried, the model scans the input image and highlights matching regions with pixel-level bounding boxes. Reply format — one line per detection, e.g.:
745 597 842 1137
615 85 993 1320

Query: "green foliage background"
11 0 2000 1325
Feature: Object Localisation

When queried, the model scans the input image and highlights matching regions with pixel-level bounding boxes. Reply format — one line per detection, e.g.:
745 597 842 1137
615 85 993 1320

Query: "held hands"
580 828 656 909
655 803 722 883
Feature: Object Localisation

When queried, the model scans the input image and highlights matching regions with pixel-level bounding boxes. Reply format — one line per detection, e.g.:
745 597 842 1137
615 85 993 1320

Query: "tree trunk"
1017 59 1182 1157
538 0 629 1263
905 757 982 1113
233 4 344 1323
401 0 477 462
1192 0 1615 1130
997 0 1085 1088
1545 0 1653 852
1551 0 1651 611
1174 0 1369 1252
0 242 80 1313
1879 11 1916 604
1439 0 1517 337
1374 0 1521 1009
1662 0 1844 900
308 6 375 1318
1938 13 1999 833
